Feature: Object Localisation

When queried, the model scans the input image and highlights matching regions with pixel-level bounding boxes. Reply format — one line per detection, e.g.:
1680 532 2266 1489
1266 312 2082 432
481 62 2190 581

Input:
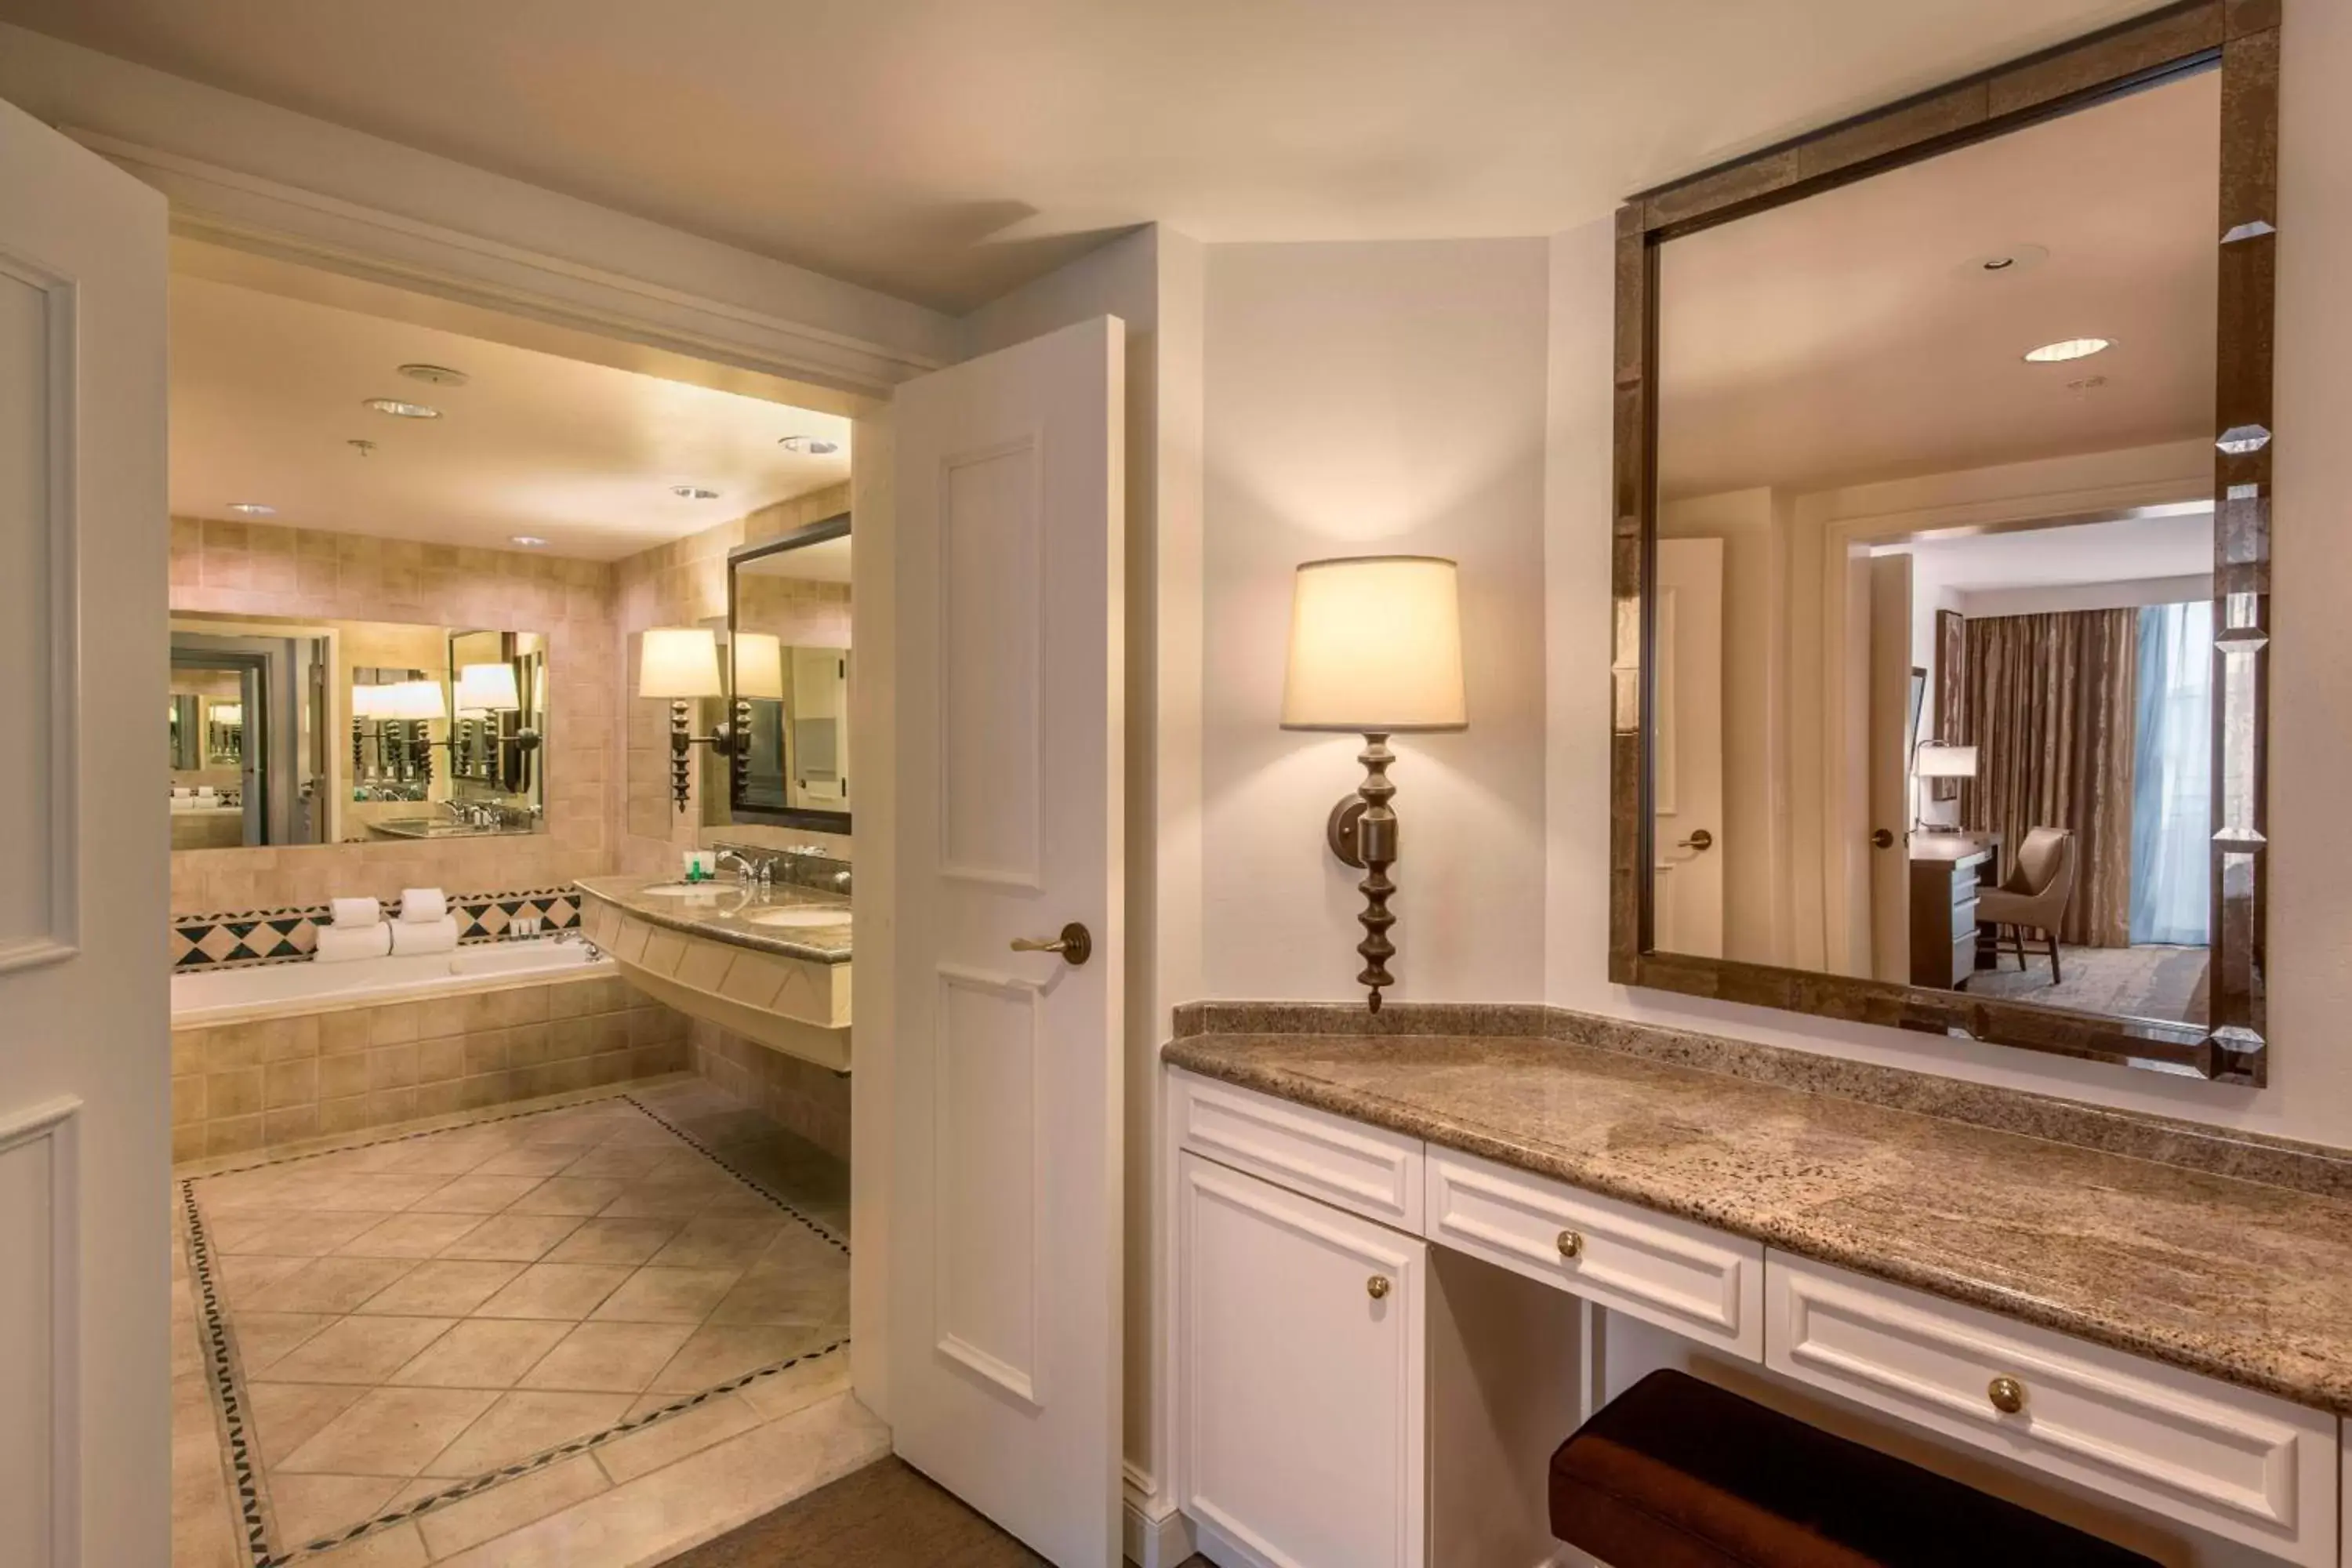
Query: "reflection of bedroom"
1882 510 2214 1024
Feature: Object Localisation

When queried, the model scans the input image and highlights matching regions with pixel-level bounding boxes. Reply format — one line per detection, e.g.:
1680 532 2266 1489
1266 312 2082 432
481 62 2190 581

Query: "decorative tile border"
181 1089 850 1567
170 887 582 971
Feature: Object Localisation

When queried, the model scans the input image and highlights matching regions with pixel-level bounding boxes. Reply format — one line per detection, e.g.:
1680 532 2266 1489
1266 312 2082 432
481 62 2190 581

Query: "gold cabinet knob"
1556 1229 1584 1260
1366 1275 1391 1301
1987 1376 2027 1415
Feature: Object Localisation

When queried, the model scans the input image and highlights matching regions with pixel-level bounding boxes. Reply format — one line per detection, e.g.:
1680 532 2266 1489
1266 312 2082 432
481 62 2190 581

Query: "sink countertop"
574 875 851 964
1164 1027 2352 1417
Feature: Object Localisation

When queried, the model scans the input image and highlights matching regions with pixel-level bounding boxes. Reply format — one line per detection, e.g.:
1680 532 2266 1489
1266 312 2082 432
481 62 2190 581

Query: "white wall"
1541 0 2352 1149
1201 239 1552 1004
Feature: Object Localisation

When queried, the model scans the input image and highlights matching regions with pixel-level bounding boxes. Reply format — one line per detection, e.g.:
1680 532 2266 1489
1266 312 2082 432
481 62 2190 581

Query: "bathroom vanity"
1163 1014 2352 1568
575 873 851 1069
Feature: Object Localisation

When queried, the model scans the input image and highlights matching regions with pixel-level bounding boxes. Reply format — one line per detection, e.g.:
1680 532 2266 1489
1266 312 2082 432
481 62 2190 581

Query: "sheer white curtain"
2129 600 2212 946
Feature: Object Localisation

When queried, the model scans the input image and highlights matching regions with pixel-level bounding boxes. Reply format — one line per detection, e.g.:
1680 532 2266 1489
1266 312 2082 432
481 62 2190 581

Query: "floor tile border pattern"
180 1091 852 1567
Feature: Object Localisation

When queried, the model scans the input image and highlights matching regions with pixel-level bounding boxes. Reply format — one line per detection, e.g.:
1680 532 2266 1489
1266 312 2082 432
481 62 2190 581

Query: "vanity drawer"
1766 1252 2339 1567
1425 1149 1762 1359
1171 1068 1423 1231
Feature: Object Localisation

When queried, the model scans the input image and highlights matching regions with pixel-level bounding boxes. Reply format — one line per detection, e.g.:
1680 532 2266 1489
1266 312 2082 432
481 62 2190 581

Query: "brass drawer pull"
1366 1275 1391 1301
1987 1375 2027 1415
1556 1229 1584 1260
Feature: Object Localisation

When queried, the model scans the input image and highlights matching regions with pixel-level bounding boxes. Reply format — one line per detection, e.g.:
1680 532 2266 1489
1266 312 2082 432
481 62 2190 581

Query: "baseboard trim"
1122 1482 1197 1567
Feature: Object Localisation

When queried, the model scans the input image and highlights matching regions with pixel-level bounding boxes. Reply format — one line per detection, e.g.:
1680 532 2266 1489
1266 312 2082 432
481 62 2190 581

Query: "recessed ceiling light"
397 362 470 387
364 397 441 419
779 434 840 456
2024 337 2112 364
670 485 721 500
510 535 549 548
225 502 276 517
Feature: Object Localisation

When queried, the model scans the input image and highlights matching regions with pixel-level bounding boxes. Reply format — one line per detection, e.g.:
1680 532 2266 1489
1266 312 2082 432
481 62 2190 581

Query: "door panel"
1653 539 1724 957
890 316 1125 1566
0 96 172 1566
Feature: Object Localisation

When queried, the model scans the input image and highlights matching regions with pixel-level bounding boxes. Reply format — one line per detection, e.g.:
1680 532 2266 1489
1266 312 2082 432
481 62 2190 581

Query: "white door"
889 316 1125 1564
1652 539 1724 957
1867 554 1915 982
0 101 172 1565
1177 1153 1426 1568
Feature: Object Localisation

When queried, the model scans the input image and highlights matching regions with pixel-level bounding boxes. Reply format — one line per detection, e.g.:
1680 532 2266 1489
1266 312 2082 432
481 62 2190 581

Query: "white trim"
0 246 79 974
65 129 945 399
0 1098 81 1568
1122 1474 1196 1568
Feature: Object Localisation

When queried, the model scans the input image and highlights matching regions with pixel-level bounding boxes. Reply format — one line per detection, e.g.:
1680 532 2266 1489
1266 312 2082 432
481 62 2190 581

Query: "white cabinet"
1766 1252 2340 1568
1171 1066 1425 1231
1178 1151 1426 1568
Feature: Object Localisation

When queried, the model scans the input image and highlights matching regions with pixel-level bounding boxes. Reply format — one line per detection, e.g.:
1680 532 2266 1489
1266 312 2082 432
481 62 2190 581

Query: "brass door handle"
1871 828 1896 849
1366 1276 1391 1301
1676 829 1714 852
1010 922 1093 966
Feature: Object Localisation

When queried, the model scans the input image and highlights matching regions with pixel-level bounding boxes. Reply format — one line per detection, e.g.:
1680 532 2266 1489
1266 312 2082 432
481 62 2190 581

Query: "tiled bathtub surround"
1170 1000 2352 1203
172 972 688 1164
169 518 619 914
171 890 583 971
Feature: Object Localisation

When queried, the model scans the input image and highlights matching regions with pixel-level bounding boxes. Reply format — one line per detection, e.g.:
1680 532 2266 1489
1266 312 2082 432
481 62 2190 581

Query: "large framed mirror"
1611 0 2277 1083
171 610 550 851
726 514 852 832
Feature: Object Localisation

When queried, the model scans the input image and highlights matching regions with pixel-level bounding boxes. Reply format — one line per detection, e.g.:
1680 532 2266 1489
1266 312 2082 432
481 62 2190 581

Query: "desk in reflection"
1908 831 2000 989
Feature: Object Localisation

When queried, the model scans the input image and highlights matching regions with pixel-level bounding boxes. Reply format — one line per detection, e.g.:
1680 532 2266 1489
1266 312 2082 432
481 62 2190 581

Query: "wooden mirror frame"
726 513 854 833
1609 0 2278 1083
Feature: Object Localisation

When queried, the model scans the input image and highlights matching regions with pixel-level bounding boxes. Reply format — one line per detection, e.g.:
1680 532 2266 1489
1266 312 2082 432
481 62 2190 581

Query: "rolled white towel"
330 896 383 929
314 924 392 963
397 887 447 923
389 915 459 956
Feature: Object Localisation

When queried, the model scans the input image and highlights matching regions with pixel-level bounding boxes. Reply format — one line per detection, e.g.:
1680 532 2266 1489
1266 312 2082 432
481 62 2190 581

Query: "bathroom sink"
746 907 851 930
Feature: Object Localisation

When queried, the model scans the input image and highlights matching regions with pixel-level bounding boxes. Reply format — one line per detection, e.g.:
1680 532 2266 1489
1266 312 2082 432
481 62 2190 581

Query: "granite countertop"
1165 1029 2352 1417
574 875 851 965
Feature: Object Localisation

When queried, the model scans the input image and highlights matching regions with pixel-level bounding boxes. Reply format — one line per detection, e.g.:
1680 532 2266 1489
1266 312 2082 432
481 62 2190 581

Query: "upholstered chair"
1976 826 2078 983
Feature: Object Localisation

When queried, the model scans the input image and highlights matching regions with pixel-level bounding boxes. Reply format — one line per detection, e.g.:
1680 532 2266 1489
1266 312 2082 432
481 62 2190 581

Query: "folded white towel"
314 924 392 964
397 887 447 923
389 915 459 956
330 896 383 929
172 786 193 798
195 785 216 797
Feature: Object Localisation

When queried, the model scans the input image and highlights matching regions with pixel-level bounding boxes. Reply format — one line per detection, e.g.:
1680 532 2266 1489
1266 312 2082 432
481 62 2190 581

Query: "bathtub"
171 935 607 1028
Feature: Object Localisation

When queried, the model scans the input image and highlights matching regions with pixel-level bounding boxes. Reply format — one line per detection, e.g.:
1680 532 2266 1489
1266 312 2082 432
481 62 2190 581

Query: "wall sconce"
728 631 786 797
637 626 744 811
1280 555 1468 1012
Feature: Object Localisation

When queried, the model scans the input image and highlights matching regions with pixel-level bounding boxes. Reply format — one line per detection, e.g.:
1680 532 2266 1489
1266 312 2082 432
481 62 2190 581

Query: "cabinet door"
1178 1152 1425 1568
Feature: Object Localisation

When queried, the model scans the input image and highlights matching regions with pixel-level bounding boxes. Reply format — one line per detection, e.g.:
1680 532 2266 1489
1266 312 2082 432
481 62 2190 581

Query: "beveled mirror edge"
724 511 854 833
1608 0 2277 1085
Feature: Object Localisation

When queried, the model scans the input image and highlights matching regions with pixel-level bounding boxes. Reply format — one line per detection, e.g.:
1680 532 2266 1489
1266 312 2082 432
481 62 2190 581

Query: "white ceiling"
0 0 2169 310
1659 67 2217 501
169 274 851 559
1885 510 2214 591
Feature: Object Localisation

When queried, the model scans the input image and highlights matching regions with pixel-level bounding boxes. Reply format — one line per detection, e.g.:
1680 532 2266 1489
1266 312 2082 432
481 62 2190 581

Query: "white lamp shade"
1280 555 1468 733
212 703 242 726
349 685 383 720
639 627 724 699
388 679 446 721
1916 744 1978 779
454 662 521 713
733 632 786 700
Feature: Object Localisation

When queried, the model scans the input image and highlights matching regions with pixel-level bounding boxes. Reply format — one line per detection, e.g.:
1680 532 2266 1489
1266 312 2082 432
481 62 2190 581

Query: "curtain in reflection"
2130 601 2214 946
1958 609 2137 947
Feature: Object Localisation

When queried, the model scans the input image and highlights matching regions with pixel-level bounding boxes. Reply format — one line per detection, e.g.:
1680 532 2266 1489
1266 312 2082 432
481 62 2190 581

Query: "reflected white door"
0 100 172 1565
1653 539 1724 956
889 316 1125 1565
1867 554 1915 982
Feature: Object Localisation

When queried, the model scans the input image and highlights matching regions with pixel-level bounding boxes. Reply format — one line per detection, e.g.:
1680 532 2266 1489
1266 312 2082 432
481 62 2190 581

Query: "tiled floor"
173 1078 885 1567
